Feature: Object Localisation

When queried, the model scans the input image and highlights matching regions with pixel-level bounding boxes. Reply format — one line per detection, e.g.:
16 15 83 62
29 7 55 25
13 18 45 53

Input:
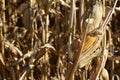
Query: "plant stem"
1 0 6 79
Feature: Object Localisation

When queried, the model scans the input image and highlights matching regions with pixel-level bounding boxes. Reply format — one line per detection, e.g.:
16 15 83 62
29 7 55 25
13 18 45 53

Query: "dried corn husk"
86 1 103 33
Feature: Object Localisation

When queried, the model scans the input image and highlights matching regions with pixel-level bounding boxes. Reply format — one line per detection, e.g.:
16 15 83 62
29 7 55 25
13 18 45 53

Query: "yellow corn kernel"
82 36 96 52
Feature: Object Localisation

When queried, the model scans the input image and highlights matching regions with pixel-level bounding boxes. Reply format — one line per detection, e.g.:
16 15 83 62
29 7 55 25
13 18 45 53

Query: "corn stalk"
1 0 6 79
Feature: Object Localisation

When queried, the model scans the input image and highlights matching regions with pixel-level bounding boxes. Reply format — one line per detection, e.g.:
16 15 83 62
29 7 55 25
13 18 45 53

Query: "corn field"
0 0 120 80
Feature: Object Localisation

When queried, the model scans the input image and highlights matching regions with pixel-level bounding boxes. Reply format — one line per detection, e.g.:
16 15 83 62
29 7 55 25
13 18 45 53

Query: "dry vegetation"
0 0 120 80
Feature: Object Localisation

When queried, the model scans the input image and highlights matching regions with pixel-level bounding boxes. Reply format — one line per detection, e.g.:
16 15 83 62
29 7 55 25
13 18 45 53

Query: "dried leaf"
5 41 23 56
115 7 120 11
0 18 3 26
60 0 70 8
41 43 56 51
0 53 5 65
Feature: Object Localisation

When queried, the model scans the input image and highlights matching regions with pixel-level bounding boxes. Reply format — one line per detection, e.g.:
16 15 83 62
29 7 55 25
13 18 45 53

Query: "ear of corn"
82 36 97 53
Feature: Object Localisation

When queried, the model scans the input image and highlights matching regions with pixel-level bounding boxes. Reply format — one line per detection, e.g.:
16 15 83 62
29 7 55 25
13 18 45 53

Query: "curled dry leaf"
12 50 34 66
41 43 56 51
115 7 120 11
51 76 59 80
59 0 70 8
5 41 23 56
101 68 109 80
